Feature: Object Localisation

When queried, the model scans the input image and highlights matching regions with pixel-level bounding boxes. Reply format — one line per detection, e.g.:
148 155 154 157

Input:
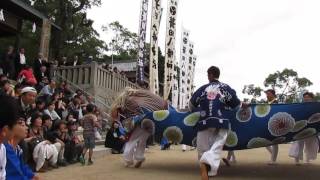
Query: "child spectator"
0 95 19 179
79 104 100 165
5 119 40 180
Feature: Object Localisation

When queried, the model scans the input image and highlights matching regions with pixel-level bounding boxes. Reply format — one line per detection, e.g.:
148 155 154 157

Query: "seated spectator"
36 76 49 92
53 121 69 166
14 83 23 98
17 87 37 120
0 80 15 97
105 121 126 154
5 119 40 180
17 65 37 86
65 121 84 163
68 95 83 120
39 79 56 96
25 113 58 172
56 81 72 100
42 118 67 168
66 113 77 123
35 99 46 113
26 113 59 172
42 114 53 139
44 100 61 121
55 98 68 120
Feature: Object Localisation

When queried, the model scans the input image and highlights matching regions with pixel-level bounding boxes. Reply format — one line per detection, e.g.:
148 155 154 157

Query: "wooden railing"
53 62 140 112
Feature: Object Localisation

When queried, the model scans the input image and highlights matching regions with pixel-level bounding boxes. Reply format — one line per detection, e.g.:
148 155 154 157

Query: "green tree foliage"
102 21 138 58
102 21 166 86
242 84 263 103
0 0 106 63
243 69 313 103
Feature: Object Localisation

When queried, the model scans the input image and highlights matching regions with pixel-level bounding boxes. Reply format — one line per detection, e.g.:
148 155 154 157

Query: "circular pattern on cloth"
236 107 252 122
293 128 317 140
153 110 170 121
254 104 271 118
225 131 238 147
184 112 201 126
247 137 272 149
163 126 184 144
308 113 320 124
291 120 308 133
268 112 295 136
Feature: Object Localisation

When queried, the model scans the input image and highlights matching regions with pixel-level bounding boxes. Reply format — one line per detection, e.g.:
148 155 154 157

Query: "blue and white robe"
189 80 241 131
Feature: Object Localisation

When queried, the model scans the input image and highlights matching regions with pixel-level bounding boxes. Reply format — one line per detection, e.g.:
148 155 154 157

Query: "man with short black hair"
190 66 242 180
0 95 20 180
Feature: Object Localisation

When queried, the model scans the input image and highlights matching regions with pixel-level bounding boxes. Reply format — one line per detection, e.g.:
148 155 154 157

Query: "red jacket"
18 69 37 85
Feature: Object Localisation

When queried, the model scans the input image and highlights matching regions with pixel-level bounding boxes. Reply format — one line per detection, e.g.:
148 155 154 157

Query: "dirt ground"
42 144 320 180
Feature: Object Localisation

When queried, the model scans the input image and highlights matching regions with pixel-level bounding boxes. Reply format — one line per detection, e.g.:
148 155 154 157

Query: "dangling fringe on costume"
110 87 167 118
110 87 167 168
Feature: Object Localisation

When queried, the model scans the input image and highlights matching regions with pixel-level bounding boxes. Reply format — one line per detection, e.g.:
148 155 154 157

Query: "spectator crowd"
0 46 113 179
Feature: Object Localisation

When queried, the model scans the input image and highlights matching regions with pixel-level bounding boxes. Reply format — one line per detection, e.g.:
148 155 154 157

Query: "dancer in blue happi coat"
189 66 244 180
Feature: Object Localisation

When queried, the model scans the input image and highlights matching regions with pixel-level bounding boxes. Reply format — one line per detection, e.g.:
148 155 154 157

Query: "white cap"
21 87 37 94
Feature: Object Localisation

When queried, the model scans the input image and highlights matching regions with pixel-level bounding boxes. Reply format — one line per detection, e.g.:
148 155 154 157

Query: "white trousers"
54 142 65 161
266 145 279 162
33 141 58 171
289 136 319 162
123 127 151 163
197 128 228 177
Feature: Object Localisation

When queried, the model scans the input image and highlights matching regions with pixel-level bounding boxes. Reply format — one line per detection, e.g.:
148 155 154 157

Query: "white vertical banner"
189 55 197 100
164 0 178 99
185 41 194 107
137 0 149 85
171 61 179 108
149 0 162 95
179 28 190 109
